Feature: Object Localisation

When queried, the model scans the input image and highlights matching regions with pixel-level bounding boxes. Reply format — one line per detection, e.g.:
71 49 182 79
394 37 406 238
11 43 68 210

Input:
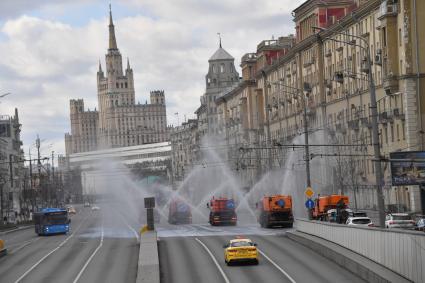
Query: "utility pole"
303 100 311 188
262 71 273 171
51 151 55 206
366 46 386 228
29 148 34 210
36 135 43 206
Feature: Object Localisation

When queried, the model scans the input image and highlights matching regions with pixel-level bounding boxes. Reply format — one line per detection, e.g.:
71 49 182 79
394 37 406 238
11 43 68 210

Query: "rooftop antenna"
217 32 222 48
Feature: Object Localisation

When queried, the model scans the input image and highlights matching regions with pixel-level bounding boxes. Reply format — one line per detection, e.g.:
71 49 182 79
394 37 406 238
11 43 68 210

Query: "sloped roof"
209 47 234 61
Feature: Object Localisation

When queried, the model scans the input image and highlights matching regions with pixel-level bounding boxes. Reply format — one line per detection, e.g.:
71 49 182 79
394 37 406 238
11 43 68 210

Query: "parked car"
346 217 374 227
415 217 425 231
91 206 100 211
385 213 415 229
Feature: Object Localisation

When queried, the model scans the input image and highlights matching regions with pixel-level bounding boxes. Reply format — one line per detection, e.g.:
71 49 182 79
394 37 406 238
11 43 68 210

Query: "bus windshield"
35 211 68 225
45 212 68 225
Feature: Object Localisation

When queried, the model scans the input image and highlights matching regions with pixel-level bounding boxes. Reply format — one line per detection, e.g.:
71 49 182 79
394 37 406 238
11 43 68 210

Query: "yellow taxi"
0 239 7 257
223 238 258 266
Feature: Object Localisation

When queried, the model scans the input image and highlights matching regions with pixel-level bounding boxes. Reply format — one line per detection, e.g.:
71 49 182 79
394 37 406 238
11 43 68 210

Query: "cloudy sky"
0 0 304 158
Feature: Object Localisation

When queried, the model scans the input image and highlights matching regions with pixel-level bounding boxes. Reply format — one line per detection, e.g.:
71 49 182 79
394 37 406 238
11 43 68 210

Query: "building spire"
217 32 222 48
108 4 118 50
98 59 103 72
127 57 131 69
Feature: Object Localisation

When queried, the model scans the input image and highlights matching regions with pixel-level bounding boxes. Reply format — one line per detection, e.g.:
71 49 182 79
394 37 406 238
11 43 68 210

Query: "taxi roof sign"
305 187 314 198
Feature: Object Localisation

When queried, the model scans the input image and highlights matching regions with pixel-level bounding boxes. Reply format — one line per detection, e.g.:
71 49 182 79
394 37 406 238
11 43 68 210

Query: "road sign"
305 187 314 198
305 199 315 209
276 199 285 208
144 197 155 209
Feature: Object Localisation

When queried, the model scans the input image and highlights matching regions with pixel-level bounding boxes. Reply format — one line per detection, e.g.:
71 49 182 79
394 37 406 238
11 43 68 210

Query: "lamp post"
313 26 386 227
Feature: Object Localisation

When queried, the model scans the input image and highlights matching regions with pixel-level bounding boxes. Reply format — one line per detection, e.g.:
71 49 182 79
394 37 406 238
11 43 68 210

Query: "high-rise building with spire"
199 39 240 135
65 7 168 155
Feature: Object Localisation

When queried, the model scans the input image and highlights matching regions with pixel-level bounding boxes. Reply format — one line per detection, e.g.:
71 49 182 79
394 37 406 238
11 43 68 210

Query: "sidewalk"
287 230 412 283
0 224 34 235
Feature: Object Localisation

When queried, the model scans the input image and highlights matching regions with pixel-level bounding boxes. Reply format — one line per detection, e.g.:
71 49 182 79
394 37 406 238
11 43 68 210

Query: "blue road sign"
305 199 315 209
276 199 285 208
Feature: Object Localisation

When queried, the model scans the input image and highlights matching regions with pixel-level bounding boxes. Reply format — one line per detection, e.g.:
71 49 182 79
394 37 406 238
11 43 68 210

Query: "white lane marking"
193 224 223 232
10 238 41 254
14 217 88 283
258 249 296 283
195 238 230 283
72 225 104 283
118 213 140 241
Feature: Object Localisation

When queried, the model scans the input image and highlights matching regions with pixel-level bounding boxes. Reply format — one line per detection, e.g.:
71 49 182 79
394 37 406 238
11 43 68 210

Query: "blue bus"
34 208 70 236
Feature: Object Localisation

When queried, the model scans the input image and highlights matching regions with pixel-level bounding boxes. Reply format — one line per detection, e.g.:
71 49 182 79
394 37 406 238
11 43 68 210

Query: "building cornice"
257 0 381 79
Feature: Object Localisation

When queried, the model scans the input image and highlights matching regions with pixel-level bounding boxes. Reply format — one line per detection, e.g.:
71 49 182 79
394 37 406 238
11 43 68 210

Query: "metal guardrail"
295 218 425 283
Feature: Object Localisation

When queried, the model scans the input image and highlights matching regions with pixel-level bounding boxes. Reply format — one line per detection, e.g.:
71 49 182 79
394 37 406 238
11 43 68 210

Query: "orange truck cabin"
257 195 293 228
208 198 237 226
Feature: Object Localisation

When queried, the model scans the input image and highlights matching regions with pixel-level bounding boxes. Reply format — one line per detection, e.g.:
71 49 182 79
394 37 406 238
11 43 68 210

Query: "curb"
0 225 33 236
135 231 160 283
287 231 412 283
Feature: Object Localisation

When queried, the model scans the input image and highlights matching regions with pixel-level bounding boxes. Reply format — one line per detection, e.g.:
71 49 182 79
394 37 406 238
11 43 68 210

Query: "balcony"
241 53 257 63
360 117 371 128
348 119 360 131
334 71 344 84
378 111 393 124
325 49 332 58
378 1 398 20
393 108 405 120
257 39 280 52
383 75 399 95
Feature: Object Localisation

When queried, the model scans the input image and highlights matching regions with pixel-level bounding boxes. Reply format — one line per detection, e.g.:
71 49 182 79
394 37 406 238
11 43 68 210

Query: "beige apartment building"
65 8 168 155
216 0 425 213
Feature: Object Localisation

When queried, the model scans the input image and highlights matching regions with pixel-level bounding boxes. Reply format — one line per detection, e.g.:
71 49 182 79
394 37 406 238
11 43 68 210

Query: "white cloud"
0 0 305 156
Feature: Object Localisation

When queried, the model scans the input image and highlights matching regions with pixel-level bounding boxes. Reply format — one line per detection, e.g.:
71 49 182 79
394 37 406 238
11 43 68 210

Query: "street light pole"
313 26 386 227
303 101 311 188
262 71 273 171
365 46 386 228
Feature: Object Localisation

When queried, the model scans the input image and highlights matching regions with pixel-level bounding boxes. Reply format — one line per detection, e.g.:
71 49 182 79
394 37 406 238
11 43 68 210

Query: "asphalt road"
158 223 366 283
0 205 139 283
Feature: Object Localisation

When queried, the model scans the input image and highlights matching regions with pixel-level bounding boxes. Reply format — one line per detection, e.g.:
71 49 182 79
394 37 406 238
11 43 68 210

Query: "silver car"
385 213 415 229
346 217 374 227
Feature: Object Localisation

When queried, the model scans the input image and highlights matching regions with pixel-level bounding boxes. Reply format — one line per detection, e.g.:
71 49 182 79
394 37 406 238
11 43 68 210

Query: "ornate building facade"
65 8 168 155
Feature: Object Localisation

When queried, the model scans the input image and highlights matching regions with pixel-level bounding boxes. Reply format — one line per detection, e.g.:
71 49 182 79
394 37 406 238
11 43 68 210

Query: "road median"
136 230 159 283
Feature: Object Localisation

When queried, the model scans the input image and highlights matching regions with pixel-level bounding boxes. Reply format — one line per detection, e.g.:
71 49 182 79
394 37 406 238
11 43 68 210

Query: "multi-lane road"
0 205 139 283
157 223 366 283
1 207 365 283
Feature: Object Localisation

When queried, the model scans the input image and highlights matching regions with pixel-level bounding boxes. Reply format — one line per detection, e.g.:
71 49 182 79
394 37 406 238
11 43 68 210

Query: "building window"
220 64 225 73
125 82 128 88
116 83 119 88
391 125 394 143
402 122 406 140
397 124 400 141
